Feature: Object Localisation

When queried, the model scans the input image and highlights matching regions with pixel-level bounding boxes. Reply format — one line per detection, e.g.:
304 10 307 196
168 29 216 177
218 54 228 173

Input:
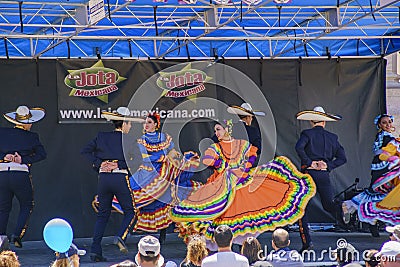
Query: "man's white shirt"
201 251 249 267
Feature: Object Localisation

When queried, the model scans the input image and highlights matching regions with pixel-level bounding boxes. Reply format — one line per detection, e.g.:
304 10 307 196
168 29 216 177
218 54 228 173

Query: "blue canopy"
0 0 399 58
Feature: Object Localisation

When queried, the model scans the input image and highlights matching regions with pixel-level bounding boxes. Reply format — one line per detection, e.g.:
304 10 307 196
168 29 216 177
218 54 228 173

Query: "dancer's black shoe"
10 235 22 248
90 253 107 262
299 242 314 254
369 224 380 237
113 236 128 253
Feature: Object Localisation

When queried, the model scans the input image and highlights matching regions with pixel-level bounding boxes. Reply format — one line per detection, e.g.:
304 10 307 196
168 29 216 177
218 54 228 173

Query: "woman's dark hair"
378 115 391 124
365 249 379 267
147 113 160 130
214 120 233 136
139 254 159 264
241 237 262 265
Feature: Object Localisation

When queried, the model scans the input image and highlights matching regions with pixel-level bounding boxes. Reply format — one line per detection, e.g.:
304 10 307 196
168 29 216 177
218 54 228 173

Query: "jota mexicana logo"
64 60 126 103
157 63 212 98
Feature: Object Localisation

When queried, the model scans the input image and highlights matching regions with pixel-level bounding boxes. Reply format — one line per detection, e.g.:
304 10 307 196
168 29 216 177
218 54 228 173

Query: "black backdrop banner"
0 58 385 240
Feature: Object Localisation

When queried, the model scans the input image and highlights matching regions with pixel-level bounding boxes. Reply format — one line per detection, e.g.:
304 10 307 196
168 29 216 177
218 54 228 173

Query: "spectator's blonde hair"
0 250 20 267
184 235 208 265
50 254 80 267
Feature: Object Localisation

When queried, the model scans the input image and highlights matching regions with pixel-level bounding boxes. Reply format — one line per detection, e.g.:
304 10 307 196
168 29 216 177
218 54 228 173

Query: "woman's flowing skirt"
171 156 316 247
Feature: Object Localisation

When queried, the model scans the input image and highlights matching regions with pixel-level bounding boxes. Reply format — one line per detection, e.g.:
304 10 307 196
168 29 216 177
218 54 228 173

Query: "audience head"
241 237 262 265
252 261 273 267
271 228 290 250
51 244 85 267
110 260 138 267
184 235 208 266
214 225 233 249
378 241 400 267
387 225 400 242
0 250 20 267
365 249 380 267
332 243 356 266
136 235 164 267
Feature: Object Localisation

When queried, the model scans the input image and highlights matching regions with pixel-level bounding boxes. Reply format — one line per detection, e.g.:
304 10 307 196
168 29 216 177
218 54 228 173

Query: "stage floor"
12 229 390 267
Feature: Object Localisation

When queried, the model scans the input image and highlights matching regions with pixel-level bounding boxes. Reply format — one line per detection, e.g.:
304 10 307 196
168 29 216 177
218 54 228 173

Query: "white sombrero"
227 103 266 117
4 105 45 125
102 107 144 122
296 106 342 121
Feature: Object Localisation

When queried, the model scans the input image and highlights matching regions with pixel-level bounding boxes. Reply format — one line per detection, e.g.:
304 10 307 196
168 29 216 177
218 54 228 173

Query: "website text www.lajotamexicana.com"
59 107 216 120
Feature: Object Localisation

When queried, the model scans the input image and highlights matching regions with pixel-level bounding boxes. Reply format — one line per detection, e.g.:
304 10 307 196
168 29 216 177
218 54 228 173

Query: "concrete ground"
9 226 390 267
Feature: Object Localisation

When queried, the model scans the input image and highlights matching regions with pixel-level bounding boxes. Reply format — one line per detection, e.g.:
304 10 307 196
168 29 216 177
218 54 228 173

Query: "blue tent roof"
0 0 399 58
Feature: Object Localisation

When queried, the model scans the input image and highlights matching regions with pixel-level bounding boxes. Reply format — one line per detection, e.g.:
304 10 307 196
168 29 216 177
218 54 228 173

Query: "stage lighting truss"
0 0 399 58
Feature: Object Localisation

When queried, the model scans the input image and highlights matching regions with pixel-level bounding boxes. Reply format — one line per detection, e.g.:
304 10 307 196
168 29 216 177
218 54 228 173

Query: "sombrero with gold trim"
4 105 45 125
227 103 266 117
296 106 342 121
102 107 144 122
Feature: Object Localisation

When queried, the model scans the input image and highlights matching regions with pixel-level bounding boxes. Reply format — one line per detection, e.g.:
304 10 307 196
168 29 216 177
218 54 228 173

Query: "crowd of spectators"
1 223 400 267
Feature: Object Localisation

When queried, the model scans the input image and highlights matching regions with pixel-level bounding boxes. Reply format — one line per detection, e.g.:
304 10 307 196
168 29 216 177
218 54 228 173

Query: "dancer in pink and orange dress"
170 119 316 250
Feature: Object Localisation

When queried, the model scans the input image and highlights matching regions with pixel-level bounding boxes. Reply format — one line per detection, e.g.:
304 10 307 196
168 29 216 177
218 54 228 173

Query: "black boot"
159 228 167 245
299 242 314 253
369 224 380 237
113 236 128 253
10 234 22 248
90 253 107 262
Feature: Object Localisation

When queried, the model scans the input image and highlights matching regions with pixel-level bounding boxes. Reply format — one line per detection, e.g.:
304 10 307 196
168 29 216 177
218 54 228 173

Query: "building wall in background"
386 54 400 137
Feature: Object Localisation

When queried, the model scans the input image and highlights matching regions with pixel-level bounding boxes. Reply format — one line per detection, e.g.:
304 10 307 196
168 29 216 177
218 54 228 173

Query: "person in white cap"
295 106 347 252
0 105 46 249
81 107 143 262
135 235 176 267
378 241 400 266
387 225 400 242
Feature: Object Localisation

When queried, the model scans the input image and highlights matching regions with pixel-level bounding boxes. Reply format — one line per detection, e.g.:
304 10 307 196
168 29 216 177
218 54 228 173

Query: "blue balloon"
43 218 73 253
